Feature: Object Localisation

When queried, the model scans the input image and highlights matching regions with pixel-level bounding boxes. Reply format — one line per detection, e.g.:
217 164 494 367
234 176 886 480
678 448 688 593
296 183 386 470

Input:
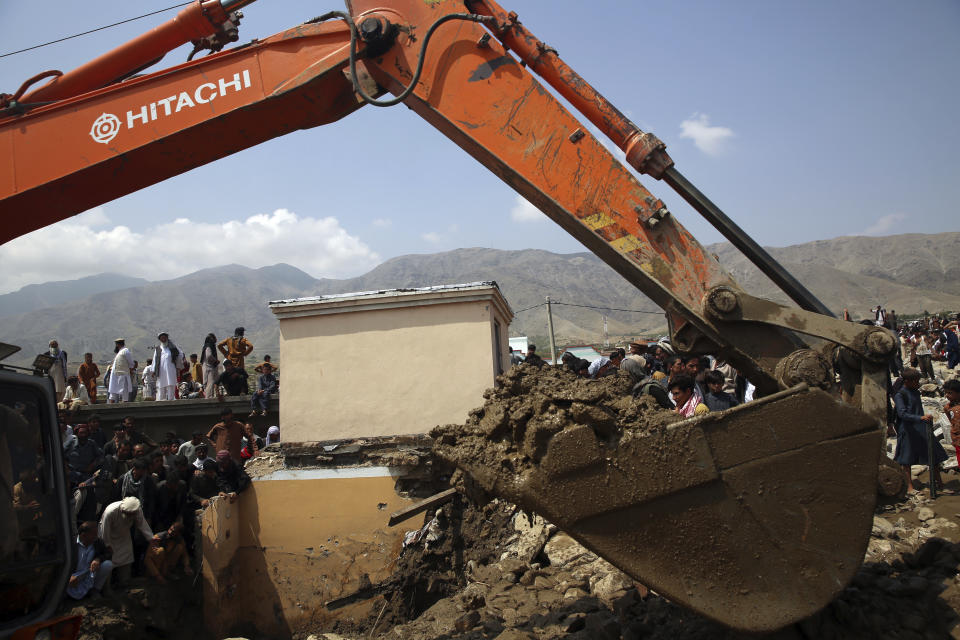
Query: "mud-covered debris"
431 363 677 502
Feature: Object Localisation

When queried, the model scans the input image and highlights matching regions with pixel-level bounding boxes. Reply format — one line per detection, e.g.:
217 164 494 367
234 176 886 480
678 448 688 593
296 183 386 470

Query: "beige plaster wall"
202 473 413 638
278 300 506 442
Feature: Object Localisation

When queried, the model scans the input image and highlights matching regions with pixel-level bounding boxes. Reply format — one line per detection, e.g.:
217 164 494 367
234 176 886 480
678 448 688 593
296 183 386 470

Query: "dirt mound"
431 364 677 501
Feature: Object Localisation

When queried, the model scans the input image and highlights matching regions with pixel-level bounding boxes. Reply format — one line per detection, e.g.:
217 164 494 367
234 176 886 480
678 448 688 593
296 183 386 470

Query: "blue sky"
1 0 957 293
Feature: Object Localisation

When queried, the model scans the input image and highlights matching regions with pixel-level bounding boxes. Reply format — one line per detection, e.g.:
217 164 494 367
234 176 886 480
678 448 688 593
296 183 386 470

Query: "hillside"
0 273 148 318
3 233 959 367
708 232 960 316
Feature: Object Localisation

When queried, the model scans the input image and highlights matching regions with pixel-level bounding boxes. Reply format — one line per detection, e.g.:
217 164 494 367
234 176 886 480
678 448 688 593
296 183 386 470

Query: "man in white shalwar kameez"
107 339 135 403
153 332 185 401
99 496 154 585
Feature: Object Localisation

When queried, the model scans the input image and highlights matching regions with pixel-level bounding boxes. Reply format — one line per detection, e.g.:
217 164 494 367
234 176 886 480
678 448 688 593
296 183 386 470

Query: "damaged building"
199 282 513 637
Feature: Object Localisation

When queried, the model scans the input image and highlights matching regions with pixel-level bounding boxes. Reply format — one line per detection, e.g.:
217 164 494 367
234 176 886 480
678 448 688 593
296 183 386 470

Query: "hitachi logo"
125 69 252 129
89 69 253 144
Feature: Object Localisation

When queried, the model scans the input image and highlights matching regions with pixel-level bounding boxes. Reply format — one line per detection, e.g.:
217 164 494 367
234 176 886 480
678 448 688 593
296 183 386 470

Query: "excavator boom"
0 0 893 630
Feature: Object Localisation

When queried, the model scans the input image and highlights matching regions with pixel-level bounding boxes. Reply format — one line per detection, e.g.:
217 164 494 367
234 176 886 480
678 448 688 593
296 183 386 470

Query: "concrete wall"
277 299 509 442
202 469 414 638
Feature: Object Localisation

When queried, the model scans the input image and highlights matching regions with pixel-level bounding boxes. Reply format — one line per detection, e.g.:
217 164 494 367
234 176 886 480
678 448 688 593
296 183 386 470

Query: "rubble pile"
63 579 206 640
307 492 960 640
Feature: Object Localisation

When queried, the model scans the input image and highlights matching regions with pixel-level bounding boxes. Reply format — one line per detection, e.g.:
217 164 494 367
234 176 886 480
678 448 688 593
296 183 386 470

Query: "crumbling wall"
201 441 439 638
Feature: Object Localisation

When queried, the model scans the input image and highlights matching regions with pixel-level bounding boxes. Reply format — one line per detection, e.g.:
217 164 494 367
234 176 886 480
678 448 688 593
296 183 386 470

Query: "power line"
552 301 663 315
0 2 192 59
512 303 546 314
512 300 662 315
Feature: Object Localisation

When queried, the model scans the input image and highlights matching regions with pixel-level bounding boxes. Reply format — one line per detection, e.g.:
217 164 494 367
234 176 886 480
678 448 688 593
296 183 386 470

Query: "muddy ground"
71 362 960 639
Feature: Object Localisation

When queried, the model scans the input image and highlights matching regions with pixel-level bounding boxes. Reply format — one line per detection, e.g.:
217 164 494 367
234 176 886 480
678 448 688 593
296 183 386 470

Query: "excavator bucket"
433 383 880 632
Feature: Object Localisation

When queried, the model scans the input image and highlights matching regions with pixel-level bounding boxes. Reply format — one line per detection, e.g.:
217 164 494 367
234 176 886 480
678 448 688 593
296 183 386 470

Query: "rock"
459 583 487 610
589 570 635 602
543 533 596 569
533 575 554 590
454 610 481 632
504 511 557 563
873 516 896 538
537 589 561 606
518 569 538 586
868 539 894 556
918 507 936 522
563 587 589 600
497 557 527 577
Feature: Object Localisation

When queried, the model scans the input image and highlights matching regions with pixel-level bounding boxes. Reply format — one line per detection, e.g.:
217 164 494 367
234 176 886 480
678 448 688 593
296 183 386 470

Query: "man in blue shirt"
66 521 113 599
894 368 947 494
249 363 278 416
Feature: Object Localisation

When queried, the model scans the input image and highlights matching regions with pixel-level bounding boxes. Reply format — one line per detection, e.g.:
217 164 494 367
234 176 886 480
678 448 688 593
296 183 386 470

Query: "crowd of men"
517 307 960 494
43 406 281 600
514 341 747 418
50 327 279 418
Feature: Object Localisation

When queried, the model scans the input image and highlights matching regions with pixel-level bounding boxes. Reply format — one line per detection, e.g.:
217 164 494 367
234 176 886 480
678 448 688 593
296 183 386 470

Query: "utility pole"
603 315 609 347
546 296 558 365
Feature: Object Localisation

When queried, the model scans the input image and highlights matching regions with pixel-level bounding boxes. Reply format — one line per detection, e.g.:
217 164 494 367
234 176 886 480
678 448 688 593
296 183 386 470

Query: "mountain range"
2 232 957 367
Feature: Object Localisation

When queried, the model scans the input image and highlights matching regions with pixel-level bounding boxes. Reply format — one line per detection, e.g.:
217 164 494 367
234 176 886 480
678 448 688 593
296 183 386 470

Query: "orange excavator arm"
0 0 896 630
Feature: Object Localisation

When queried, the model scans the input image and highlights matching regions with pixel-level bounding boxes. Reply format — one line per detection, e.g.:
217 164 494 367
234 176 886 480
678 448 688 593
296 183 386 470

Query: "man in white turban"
107 339 135 404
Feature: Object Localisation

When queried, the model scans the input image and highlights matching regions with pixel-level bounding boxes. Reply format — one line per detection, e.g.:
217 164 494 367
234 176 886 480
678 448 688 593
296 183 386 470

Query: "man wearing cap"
107 339 135 403
189 459 220 508
192 443 216 471
218 327 254 371
154 332 186 401
177 431 213 465
99 496 155 585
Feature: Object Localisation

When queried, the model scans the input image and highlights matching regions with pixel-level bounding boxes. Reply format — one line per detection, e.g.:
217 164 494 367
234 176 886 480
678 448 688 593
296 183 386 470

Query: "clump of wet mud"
431 363 677 501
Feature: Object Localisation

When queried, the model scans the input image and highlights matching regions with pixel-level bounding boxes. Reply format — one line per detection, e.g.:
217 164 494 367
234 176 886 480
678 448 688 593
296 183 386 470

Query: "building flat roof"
269 281 513 321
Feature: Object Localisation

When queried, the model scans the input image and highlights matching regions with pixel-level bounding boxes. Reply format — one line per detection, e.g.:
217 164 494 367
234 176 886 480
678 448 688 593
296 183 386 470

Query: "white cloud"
371 218 392 228
0 208 380 293
862 213 907 236
679 113 734 156
510 196 545 223
421 231 443 244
